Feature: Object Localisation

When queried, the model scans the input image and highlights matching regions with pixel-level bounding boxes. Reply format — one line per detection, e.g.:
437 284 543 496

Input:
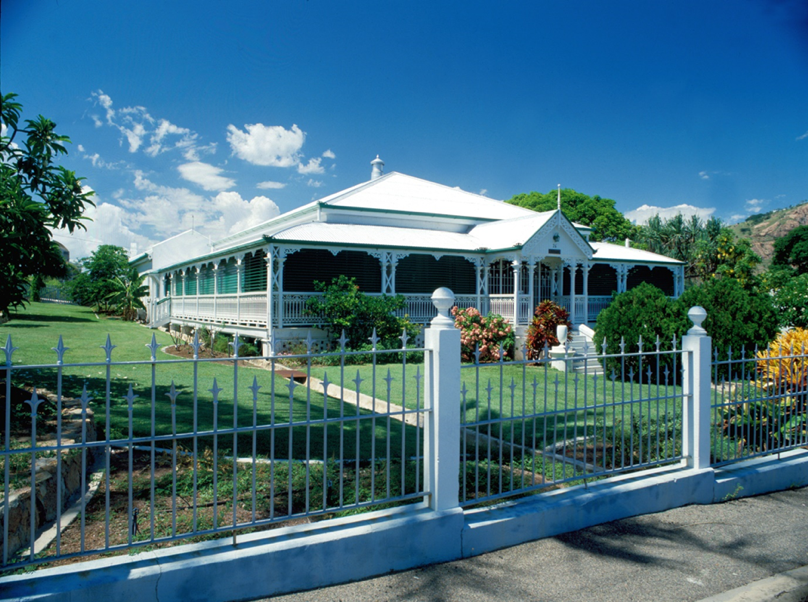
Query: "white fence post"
682 306 712 470
424 287 461 512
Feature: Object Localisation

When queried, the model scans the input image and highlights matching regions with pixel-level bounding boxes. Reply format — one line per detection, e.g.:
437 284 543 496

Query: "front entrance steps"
567 326 604 375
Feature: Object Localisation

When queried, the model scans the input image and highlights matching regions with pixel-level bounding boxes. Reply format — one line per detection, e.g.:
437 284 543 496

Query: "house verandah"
142 235 684 354
135 166 684 353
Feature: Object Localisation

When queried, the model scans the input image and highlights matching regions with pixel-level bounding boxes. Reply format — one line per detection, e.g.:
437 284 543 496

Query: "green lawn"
315 359 685 454
1 303 420 462
1 303 686 466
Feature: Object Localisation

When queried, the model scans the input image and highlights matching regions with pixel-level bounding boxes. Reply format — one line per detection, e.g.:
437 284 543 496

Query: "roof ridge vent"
370 155 384 180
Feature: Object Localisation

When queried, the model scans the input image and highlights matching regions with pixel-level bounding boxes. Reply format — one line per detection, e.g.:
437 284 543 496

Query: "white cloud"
625 203 716 225
183 142 217 162
177 161 235 191
226 123 305 167
479 188 488 196
79 149 123 170
126 171 207 235
90 90 211 160
211 191 281 234
797 130 808 141
77 144 85 152
112 172 279 242
729 214 748 223
123 123 146 152
699 171 710 180
92 91 115 123
322 149 335 159
297 157 324 175
257 180 286 189
1 123 18 149
745 198 767 213
52 197 155 262
145 119 196 157
306 179 324 188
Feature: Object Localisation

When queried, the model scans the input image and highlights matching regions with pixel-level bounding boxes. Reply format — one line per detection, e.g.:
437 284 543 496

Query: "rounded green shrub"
675 277 778 360
594 283 684 382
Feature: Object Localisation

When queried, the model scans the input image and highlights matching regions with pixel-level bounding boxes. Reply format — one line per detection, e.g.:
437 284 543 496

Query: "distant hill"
730 201 808 266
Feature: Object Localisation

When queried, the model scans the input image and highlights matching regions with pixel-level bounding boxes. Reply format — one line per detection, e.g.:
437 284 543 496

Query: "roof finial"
557 184 561 212
371 155 385 180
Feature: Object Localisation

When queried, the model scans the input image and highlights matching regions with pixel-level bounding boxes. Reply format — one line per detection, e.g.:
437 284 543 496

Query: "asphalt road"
259 486 808 602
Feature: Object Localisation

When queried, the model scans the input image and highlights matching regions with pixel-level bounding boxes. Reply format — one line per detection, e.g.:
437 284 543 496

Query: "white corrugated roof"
270 223 484 251
468 211 556 249
322 172 533 221
591 242 683 264
208 170 680 267
269 210 600 257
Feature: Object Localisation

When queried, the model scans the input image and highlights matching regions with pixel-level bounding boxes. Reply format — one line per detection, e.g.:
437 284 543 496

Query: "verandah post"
423 287 461 512
682 306 711 470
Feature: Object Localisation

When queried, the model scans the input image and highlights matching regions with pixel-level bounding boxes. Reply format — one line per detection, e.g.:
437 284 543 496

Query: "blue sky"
3 0 807 260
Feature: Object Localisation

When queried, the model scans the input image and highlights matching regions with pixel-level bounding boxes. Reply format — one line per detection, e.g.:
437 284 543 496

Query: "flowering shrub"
525 301 571 360
451 306 514 362
719 328 808 455
756 328 808 394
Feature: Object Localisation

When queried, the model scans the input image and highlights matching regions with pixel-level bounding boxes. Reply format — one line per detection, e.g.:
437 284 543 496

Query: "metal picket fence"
3 294 807 576
459 338 688 507
1 332 427 571
711 343 808 466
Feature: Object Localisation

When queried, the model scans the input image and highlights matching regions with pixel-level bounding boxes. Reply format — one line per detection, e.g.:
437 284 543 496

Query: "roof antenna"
191 214 195 232
557 184 561 211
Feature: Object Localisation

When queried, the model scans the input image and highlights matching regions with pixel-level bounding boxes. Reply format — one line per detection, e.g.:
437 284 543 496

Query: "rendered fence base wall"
0 506 465 602
4 452 807 602
462 466 716 558
712 450 808 502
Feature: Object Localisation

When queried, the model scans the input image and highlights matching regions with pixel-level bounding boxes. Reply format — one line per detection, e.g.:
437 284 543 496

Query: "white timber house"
132 157 684 354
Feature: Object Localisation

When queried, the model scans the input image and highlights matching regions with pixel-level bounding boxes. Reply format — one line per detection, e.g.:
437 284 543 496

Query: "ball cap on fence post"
687 306 708 336
431 287 456 329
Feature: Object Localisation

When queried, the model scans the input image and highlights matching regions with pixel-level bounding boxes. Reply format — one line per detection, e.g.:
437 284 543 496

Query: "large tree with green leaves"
638 214 760 287
74 245 132 312
0 92 94 319
773 225 808 275
505 188 638 242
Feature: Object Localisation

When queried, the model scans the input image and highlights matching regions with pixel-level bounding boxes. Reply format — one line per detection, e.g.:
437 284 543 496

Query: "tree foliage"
773 225 808 275
69 245 132 311
505 188 638 242
675 277 778 361
638 214 760 286
771 272 808 329
106 271 148 321
0 92 94 318
595 278 778 381
304 275 416 349
594 283 684 381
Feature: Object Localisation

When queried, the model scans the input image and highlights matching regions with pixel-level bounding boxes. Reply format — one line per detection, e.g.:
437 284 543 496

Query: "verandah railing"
160 292 615 330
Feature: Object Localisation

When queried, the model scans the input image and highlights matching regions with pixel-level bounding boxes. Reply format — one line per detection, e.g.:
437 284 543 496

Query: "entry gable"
520 211 593 261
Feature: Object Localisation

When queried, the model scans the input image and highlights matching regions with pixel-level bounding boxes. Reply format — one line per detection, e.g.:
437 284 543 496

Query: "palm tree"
106 269 148 321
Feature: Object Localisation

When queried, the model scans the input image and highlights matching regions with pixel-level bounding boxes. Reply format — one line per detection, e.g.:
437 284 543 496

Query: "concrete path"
261 486 808 602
